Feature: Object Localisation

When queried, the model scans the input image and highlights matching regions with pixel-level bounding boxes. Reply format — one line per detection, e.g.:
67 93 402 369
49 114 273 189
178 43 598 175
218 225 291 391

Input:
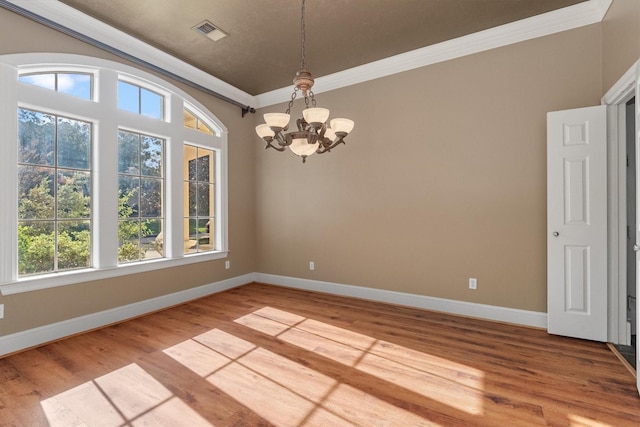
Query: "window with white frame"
0 54 228 294
183 144 215 254
117 130 164 263
17 108 92 275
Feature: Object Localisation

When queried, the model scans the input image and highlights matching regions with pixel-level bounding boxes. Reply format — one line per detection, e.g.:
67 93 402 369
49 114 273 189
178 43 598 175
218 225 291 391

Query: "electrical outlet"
225 260 231 269
0 304 4 319
309 261 315 271
469 278 478 290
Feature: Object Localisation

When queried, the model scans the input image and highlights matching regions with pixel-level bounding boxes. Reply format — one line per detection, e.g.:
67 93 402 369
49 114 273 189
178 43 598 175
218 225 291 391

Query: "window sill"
0 251 229 296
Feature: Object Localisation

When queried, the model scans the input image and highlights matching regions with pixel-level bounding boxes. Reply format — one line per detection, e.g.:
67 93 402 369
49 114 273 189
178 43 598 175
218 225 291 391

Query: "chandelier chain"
300 0 306 69
286 89 298 114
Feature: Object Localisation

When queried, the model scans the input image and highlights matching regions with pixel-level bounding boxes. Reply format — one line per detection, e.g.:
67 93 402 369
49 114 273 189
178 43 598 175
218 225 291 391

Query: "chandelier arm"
274 130 291 147
261 135 287 151
319 136 347 153
264 140 286 151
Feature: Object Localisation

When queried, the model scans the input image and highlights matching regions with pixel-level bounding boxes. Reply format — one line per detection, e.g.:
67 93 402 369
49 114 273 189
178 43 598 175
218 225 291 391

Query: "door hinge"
627 155 630 167
628 225 631 240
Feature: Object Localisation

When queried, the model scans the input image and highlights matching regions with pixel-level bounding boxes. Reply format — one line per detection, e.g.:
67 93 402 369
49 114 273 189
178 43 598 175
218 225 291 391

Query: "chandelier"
255 0 354 163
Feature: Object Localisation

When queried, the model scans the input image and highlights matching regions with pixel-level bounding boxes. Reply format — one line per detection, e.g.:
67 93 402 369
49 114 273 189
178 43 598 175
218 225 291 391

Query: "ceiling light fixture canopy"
255 0 354 163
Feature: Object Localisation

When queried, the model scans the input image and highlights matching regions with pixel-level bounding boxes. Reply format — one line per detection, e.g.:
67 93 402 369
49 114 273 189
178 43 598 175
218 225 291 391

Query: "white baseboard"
0 273 256 358
255 273 547 329
0 272 547 358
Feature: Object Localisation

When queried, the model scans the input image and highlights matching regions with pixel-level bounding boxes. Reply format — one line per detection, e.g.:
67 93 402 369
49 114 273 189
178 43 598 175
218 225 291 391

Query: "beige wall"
602 0 640 92
1 0 638 339
255 25 603 313
0 8 257 336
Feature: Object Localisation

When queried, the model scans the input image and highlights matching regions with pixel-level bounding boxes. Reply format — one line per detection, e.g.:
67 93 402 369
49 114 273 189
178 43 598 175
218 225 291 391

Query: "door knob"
553 232 559 237
634 244 640 252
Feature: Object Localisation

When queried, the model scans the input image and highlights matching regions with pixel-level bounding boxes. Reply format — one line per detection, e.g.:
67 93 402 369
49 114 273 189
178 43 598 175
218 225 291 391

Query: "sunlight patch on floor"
568 414 616 427
41 363 213 426
165 327 439 426
236 306 486 416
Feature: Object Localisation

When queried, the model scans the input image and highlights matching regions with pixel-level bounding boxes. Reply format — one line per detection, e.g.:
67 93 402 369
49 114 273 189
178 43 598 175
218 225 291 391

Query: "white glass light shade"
263 113 290 128
330 118 354 134
289 138 318 157
255 124 275 138
303 107 330 124
323 128 336 142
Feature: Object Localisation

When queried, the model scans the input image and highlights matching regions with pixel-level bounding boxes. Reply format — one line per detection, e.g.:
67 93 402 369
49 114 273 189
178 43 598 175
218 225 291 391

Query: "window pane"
118 176 140 218
118 220 141 263
118 131 140 174
57 117 91 169
117 130 164 264
19 73 92 100
196 182 210 217
58 220 91 270
184 144 216 254
188 156 197 181
144 219 163 260
18 109 55 166
118 81 139 114
184 107 215 135
207 217 215 245
19 73 55 90
188 182 197 216
196 218 210 250
183 109 196 130
184 218 196 254
141 88 163 119
141 136 162 177
196 150 212 182
140 178 162 217
57 170 91 219
18 167 55 220
18 221 55 275
197 120 214 135
17 108 93 278
57 73 91 100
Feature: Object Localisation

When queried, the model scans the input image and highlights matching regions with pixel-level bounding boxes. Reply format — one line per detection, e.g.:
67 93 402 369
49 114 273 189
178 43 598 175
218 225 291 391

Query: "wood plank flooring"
1 282 638 426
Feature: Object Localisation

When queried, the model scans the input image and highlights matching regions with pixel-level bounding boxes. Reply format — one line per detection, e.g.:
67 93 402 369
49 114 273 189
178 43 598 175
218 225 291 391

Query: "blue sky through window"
118 81 163 120
19 73 92 100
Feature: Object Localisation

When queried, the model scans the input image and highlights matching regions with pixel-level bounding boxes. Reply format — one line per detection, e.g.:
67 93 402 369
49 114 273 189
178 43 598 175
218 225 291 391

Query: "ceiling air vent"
193 20 228 42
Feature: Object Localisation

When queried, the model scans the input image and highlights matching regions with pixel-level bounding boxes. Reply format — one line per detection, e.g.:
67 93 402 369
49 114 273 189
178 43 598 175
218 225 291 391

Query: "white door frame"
605 59 639 345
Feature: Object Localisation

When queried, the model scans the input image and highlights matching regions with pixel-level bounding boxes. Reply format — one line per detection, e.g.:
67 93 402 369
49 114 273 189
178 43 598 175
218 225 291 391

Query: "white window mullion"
217 137 229 253
0 63 18 284
164 95 185 259
92 69 119 269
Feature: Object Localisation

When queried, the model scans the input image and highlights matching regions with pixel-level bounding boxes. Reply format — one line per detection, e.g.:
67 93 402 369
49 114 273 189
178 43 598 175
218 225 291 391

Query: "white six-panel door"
547 105 608 342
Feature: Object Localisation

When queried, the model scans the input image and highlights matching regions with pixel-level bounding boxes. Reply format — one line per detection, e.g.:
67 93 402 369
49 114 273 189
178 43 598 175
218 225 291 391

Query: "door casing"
604 60 639 346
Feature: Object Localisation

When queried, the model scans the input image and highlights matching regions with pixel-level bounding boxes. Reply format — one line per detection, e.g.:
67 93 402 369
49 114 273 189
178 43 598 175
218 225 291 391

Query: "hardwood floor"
1 282 639 426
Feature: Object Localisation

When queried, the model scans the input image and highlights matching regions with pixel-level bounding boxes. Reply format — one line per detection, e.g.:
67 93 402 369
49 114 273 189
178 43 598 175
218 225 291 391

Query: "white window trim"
0 53 228 296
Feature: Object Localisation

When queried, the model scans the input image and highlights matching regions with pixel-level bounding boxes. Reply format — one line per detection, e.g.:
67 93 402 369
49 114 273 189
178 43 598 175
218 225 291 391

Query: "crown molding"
2 0 612 110
0 0 255 108
256 0 612 107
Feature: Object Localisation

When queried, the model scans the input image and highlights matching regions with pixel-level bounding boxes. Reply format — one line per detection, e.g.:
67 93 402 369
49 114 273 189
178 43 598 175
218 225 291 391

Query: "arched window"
0 54 228 294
